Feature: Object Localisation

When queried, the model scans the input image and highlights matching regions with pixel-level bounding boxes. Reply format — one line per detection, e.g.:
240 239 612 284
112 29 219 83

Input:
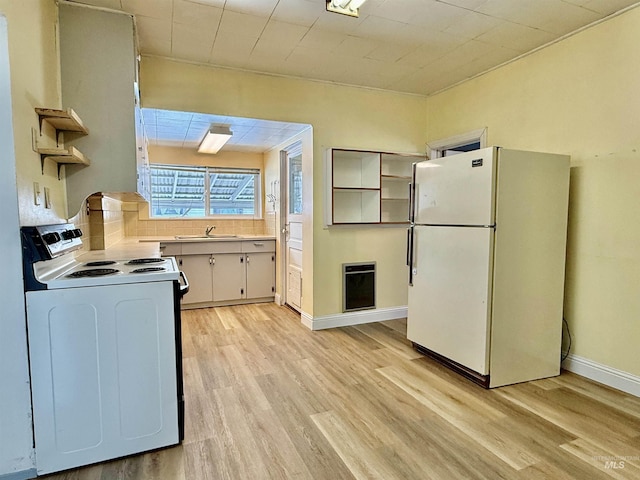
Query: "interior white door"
414 146 496 226
407 225 494 375
282 144 303 312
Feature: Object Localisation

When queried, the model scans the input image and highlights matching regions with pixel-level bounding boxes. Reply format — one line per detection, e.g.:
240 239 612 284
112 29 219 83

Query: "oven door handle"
178 271 190 297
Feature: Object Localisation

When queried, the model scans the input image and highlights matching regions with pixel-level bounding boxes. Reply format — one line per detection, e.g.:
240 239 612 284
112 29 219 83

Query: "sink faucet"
205 225 216 237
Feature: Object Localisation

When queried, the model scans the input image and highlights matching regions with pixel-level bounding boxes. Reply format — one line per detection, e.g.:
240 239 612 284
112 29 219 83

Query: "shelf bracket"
36 113 62 146
38 155 65 180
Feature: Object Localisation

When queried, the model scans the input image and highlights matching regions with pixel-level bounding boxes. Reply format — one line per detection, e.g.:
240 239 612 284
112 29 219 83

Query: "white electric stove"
21 224 186 475
22 223 182 289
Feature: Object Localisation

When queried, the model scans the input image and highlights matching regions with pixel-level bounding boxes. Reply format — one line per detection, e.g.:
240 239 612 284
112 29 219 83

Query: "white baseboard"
562 353 640 397
300 306 407 331
274 293 282 306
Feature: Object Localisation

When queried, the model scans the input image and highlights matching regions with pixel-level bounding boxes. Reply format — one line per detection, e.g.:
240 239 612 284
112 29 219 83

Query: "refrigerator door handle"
409 162 417 223
407 182 413 222
407 226 415 286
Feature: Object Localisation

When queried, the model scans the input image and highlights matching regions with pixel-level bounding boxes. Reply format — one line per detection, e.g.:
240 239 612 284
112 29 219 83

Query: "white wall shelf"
35 107 89 139
326 148 425 226
34 107 90 179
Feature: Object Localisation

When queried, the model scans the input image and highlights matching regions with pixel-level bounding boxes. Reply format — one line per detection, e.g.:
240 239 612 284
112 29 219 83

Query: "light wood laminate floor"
44 303 640 479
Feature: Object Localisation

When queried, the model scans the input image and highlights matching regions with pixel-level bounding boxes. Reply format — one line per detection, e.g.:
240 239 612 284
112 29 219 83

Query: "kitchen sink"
174 234 238 239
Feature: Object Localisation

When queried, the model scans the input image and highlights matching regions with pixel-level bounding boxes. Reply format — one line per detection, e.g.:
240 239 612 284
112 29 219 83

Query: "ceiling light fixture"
198 125 232 154
326 0 368 18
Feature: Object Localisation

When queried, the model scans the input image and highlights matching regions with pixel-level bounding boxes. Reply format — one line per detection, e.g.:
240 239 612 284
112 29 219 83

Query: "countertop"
138 235 276 244
77 237 161 262
77 235 276 261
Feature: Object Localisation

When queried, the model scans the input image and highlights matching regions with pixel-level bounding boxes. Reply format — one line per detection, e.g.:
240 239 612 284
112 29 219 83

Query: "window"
428 128 487 159
442 141 481 156
150 164 261 218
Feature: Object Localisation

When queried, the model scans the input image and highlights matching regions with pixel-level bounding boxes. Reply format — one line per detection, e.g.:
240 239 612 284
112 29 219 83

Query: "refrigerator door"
407 225 493 374
414 147 496 226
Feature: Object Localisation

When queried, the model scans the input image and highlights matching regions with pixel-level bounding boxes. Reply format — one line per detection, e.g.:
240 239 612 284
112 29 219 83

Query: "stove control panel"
21 223 84 260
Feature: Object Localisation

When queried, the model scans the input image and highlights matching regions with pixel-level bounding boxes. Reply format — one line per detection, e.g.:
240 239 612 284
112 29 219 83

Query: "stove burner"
130 267 167 274
85 260 117 267
67 268 120 278
126 258 165 265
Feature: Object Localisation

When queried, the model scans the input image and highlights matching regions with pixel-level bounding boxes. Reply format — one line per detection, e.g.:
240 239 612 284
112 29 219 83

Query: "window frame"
427 128 487 159
149 164 262 219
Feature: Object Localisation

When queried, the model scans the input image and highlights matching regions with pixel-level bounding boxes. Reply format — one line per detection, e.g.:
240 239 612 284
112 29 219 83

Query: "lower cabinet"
174 240 275 308
246 252 276 299
212 253 246 302
178 254 213 305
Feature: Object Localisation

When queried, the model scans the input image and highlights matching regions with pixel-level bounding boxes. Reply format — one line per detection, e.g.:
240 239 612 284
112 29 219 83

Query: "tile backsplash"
122 200 268 240
86 194 125 249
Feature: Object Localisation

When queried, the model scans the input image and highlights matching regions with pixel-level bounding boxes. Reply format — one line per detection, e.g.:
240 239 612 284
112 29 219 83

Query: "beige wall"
149 145 264 169
3 0 68 225
140 57 428 317
426 6 640 376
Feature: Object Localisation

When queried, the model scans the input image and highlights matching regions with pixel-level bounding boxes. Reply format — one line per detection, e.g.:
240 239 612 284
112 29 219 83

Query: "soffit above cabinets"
69 0 640 96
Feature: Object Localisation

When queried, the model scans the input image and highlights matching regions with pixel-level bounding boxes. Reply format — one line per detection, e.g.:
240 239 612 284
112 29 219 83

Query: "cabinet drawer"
242 240 275 253
181 241 242 255
160 243 182 256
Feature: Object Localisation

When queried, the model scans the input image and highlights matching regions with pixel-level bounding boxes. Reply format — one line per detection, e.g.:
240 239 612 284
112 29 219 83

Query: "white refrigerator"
407 146 570 388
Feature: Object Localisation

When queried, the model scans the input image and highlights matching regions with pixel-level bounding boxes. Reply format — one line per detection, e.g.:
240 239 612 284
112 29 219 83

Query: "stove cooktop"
66 268 120 278
33 256 180 289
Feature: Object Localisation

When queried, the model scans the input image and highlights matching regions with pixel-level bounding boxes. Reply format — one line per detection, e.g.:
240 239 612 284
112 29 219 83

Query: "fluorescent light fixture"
326 0 367 17
198 126 232 154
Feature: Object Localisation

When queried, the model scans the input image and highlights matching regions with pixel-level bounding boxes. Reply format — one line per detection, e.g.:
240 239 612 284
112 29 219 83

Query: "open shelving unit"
380 152 419 224
326 148 425 226
35 107 90 179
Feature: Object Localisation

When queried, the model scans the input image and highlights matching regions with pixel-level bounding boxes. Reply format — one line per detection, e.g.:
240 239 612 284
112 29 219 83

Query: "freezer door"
407 225 493 375
414 147 496 226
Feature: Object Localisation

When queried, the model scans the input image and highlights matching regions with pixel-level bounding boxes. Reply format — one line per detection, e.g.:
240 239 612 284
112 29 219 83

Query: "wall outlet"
44 187 51 209
33 182 41 206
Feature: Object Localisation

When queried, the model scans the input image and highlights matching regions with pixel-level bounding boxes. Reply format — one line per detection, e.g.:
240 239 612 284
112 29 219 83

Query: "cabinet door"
134 90 150 201
246 253 275 299
178 255 213 304
212 254 246 302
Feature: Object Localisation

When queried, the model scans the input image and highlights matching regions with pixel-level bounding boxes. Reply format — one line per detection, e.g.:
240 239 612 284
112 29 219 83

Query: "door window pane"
289 153 302 215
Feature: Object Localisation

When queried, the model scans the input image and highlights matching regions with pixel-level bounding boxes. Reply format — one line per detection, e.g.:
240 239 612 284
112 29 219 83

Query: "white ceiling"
142 108 311 152
68 0 640 151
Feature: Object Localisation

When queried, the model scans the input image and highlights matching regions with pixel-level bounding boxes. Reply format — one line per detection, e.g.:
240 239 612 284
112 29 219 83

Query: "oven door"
27 281 180 474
